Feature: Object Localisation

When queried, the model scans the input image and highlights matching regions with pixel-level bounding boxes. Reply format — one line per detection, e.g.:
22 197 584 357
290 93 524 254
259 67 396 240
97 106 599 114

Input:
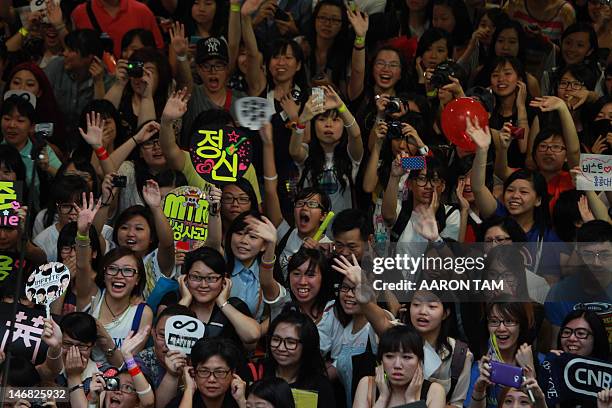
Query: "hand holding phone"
507 124 525 140
489 361 523 388
401 156 426 170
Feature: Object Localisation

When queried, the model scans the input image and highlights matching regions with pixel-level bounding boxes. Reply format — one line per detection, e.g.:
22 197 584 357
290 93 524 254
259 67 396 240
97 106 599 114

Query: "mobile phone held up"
489 361 523 388
401 156 426 170
508 125 525 140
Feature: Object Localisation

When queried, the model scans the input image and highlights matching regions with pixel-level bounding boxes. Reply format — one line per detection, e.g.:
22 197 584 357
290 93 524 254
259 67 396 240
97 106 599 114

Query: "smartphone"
490 361 523 388
190 35 203 45
312 87 325 107
103 52 117 75
274 7 290 21
401 156 426 170
508 125 525 140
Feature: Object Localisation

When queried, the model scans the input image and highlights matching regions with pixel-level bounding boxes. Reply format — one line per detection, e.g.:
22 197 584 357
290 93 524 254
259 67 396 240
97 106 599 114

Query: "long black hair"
43 174 89 228
264 39 308 91
185 0 229 38
247 378 296 408
556 309 609 361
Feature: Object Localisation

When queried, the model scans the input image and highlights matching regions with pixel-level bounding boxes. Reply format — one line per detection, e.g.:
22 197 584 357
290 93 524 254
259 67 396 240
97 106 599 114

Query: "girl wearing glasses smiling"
554 309 609 360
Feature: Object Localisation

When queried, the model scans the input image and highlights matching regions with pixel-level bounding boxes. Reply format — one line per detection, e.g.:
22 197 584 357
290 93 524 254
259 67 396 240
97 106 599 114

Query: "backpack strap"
247 361 264 382
130 303 146 332
86 1 103 33
447 339 468 403
273 226 295 283
390 198 412 242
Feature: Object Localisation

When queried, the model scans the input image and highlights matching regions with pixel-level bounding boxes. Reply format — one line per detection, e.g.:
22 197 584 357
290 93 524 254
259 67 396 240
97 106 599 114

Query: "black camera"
386 120 403 139
430 60 456 89
126 60 144 78
104 375 120 391
385 97 404 115
112 175 127 188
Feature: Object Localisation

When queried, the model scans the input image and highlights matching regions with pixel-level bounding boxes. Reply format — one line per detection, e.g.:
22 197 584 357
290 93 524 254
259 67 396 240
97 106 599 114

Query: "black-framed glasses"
195 368 231 379
537 143 566 153
339 284 355 294
60 245 77 254
316 15 342 25
558 80 584 90
295 200 323 209
270 335 300 350
374 60 401 70
414 175 442 187
57 203 77 215
105 265 138 277
201 62 227 72
487 318 518 327
188 274 223 284
560 327 592 339
140 138 160 150
221 195 250 205
61 341 93 351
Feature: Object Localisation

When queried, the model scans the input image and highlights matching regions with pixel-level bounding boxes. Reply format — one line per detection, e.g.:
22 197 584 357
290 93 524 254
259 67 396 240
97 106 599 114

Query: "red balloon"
440 97 489 152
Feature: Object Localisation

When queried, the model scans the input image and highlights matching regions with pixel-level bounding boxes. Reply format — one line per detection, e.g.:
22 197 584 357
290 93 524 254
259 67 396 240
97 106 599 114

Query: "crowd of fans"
0 0 610 407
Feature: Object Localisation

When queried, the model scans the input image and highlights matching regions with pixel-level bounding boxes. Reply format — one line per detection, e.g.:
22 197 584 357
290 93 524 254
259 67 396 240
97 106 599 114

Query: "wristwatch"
105 344 117 357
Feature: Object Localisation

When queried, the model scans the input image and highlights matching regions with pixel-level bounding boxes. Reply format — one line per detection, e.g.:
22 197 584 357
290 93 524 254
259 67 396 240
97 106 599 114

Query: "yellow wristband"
19 27 29 37
337 103 347 113
230 3 241 12
354 36 365 46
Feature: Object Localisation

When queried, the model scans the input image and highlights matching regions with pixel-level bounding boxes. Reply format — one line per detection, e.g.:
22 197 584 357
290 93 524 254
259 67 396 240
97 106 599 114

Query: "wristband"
261 255 276 265
219 300 229 309
76 231 90 241
230 3 241 12
125 357 137 369
95 146 109 161
354 35 365 46
263 174 278 181
69 384 84 394
176 54 187 62
296 122 306 130
418 145 429 155
132 136 138 146
136 385 152 395
128 366 142 377
337 103 347 113
19 27 29 37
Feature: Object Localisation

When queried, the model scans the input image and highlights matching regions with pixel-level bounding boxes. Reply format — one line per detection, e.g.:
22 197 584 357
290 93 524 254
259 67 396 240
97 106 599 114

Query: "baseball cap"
196 37 229 65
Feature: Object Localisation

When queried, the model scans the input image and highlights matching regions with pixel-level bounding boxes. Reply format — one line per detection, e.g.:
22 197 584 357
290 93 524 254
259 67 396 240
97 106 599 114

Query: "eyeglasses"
270 335 300 350
578 250 612 263
60 245 77 254
295 200 323 209
316 15 342 25
487 318 518 327
188 274 223 284
537 143 566 153
484 236 512 244
61 341 93 351
339 284 355 294
559 80 585 90
195 368 231 379
221 195 250 205
140 138 160 150
374 60 401 70
118 384 136 394
560 327 592 339
57 203 77 215
105 265 138 277
201 62 227 72
414 175 443 187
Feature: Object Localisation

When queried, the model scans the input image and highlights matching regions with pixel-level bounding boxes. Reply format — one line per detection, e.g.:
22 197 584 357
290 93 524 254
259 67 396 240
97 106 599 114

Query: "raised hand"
456 177 470 211
165 350 188 377
346 6 368 38
89 57 105 82
79 111 104 147
246 216 277 247
529 96 565 112
207 185 222 210
169 22 188 59
64 346 87 379
390 153 408 177
375 94 390 115
162 88 190 121
299 95 326 123
120 324 151 359
242 0 265 17
275 11 299 36
142 180 162 209
46 0 64 27
597 389 612 408
115 59 129 84
133 121 161 144
515 343 534 373
413 190 440 242
42 318 62 348
89 373 106 399
578 194 595 223
465 115 491 150
331 254 362 288
322 85 344 111
374 121 388 145
474 355 492 393
75 192 102 234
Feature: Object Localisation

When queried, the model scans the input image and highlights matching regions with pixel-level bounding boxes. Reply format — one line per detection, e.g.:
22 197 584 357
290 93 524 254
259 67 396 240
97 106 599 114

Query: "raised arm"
79 111 116 175
529 96 580 168
346 8 368 101
324 86 363 162
381 154 404 226
142 180 175 277
247 216 281 301
515 80 530 154
362 122 387 193
169 22 193 95
120 326 155 408
36 318 63 381
204 186 223 252
466 117 497 218
104 121 161 174
493 123 514 181
228 0 241 71
104 59 129 108
74 193 102 310
216 278 262 344
259 123 284 227
138 68 157 127
241 0 267 96
160 88 191 171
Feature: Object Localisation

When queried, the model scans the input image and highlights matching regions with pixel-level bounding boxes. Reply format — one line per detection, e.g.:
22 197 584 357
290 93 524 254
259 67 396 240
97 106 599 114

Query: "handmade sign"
0 252 27 286
165 315 205 355
163 186 209 250
576 154 612 191
0 302 49 365
0 181 23 229
235 97 274 130
190 127 252 185
539 352 612 406
30 0 61 22
25 262 70 317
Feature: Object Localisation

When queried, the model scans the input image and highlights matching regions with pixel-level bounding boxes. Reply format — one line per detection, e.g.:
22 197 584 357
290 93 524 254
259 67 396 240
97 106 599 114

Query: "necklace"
104 295 130 322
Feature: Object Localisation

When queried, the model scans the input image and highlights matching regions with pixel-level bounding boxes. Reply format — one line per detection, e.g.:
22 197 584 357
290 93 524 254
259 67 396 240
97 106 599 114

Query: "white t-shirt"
34 223 114 262
397 204 461 243
276 219 331 280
